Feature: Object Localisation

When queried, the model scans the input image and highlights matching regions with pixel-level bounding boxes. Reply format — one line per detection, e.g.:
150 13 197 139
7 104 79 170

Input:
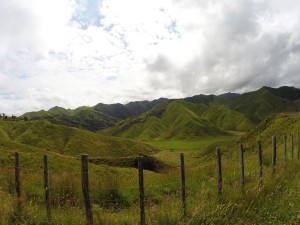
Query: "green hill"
21 98 168 131
0 120 158 158
105 100 254 140
19 86 300 138
203 112 300 159
94 98 169 120
22 107 119 131
228 87 300 123
241 113 300 147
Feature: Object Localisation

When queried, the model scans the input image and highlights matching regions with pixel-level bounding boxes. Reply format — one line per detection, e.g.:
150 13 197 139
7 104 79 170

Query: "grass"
1 113 300 224
146 136 239 151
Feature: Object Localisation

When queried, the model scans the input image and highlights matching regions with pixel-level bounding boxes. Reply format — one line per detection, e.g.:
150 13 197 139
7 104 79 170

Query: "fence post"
291 134 294 159
180 153 186 218
216 148 222 197
258 140 263 181
15 152 21 198
239 143 245 191
44 155 51 221
81 154 93 225
297 132 300 160
14 152 22 218
138 155 145 225
272 136 276 174
283 135 287 165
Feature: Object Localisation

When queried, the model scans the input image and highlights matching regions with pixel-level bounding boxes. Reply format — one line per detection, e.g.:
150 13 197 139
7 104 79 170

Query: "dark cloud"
146 0 300 95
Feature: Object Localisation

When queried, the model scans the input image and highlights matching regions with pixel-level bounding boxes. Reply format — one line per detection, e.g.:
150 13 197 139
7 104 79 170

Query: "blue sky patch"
73 0 104 28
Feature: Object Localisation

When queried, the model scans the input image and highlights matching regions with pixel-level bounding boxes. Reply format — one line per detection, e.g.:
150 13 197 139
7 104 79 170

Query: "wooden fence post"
239 143 245 191
138 155 145 225
180 153 186 218
258 140 263 181
291 134 294 159
15 152 21 198
216 148 222 197
272 136 276 174
44 155 51 221
297 132 300 160
81 154 93 225
14 152 23 218
283 135 287 165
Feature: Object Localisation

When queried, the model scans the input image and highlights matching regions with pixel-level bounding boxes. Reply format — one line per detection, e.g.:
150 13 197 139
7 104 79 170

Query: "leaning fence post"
216 148 222 197
180 153 186 218
138 155 145 225
239 143 245 191
272 136 276 174
44 155 51 221
258 140 263 181
15 152 21 198
283 135 287 165
81 154 93 225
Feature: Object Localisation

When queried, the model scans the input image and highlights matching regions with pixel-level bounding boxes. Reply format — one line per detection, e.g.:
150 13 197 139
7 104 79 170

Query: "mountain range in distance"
20 86 300 140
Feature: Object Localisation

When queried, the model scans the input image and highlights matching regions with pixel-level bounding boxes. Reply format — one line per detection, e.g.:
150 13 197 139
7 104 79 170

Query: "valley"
1 86 300 224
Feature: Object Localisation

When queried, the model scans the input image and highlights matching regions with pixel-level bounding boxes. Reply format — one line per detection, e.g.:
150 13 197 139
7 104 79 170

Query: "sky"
1 0 300 115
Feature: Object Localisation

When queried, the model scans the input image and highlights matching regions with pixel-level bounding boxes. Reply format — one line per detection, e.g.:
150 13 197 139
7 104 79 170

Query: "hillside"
19 86 300 137
22 107 119 131
0 120 158 158
21 98 168 131
105 100 254 140
241 112 300 148
228 87 300 123
202 112 300 160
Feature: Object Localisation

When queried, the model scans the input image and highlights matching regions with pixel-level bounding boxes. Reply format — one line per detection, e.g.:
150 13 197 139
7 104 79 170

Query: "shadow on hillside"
88 155 172 172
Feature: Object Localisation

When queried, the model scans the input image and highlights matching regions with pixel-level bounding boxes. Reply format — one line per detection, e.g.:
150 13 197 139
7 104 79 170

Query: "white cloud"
1 0 300 115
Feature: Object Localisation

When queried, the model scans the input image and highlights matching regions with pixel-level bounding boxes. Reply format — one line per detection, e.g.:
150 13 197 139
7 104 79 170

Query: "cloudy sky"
1 0 300 115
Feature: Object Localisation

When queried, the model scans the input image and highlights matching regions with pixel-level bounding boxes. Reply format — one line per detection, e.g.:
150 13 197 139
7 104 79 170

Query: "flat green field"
145 135 239 151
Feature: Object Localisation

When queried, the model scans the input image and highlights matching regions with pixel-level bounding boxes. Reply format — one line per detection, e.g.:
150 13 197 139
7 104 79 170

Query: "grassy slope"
106 100 254 140
228 87 300 123
0 120 157 158
22 107 119 131
1 114 300 224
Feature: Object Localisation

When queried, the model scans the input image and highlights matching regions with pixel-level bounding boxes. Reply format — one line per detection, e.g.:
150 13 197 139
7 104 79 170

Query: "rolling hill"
227 86 300 123
0 120 158 158
104 100 254 140
21 98 169 131
240 112 300 148
19 86 300 141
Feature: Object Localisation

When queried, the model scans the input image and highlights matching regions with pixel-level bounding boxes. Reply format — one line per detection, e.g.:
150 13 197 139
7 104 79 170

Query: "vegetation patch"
89 155 171 172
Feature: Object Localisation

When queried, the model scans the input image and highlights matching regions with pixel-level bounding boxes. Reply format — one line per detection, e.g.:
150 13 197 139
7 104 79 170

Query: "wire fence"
1 133 300 224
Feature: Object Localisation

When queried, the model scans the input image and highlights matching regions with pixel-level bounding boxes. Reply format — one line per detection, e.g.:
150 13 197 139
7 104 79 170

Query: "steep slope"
201 104 254 131
0 120 158 157
228 87 300 123
105 100 254 140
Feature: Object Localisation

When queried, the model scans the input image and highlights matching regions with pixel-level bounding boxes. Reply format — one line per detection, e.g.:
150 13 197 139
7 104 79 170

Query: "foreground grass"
2 114 300 224
2 156 300 224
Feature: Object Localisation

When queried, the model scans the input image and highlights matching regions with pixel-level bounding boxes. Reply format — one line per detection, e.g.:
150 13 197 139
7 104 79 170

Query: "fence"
5 133 300 224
